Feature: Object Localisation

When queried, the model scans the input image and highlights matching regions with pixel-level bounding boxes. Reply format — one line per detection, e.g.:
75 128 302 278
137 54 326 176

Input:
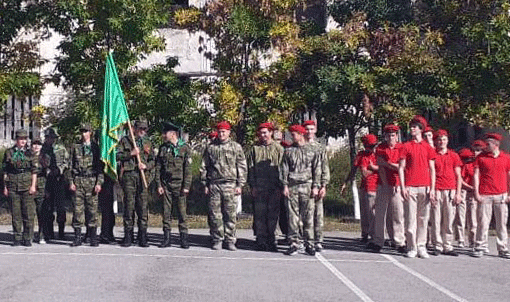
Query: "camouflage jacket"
69 141 104 186
308 140 330 187
117 135 155 179
246 140 284 190
200 138 247 187
280 143 320 187
36 151 51 189
3 146 39 191
42 142 69 177
155 139 192 190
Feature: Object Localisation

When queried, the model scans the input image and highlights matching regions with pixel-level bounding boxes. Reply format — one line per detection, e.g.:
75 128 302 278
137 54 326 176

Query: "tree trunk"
348 127 361 220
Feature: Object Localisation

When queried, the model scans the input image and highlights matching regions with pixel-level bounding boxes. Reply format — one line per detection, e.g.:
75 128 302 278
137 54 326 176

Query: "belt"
76 173 97 178
9 169 31 174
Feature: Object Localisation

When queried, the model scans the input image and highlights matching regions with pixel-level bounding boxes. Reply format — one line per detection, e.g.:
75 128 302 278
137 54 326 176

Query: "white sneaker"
458 242 465 248
418 248 430 259
406 250 417 258
39 238 46 244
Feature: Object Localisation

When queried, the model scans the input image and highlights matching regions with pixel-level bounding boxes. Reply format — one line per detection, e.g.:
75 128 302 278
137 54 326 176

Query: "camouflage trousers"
161 182 188 234
45 175 67 228
287 183 314 247
34 179 48 237
253 187 281 245
9 189 36 242
208 182 237 244
71 176 98 229
314 197 324 244
121 171 149 231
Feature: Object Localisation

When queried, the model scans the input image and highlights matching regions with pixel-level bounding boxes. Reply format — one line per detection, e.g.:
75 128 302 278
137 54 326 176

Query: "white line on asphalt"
0 251 390 263
382 254 469 302
316 253 374 302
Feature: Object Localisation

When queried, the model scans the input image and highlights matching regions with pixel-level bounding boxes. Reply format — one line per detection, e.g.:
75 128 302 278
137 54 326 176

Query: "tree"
174 0 310 144
33 0 171 138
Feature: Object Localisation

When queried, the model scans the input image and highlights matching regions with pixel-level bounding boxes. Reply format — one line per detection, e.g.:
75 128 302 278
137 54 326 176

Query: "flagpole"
126 120 148 189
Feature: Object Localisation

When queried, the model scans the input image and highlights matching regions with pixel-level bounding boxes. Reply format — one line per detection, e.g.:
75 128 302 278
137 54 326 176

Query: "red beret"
471 140 487 148
362 134 378 146
302 120 316 127
434 129 449 139
458 148 474 159
383 124 400 133
216 121 231 130
208 131 218 139
424 126 434 133
410 115 428 130
485 133 503 141
258 122 274 131
289 124 306 135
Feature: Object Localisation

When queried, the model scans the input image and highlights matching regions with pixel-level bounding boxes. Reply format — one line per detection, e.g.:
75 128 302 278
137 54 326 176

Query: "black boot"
83 227 90 244
159 230 171 248
58 223 65 240
121 229 132 247
180 233 190 249
139 229 149 248
90 227 99 247
71 228 82 247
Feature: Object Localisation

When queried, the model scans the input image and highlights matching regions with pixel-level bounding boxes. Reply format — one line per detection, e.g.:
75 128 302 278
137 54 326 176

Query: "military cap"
32 138 43 145
288 124 306 135
162 121 180 133
15 129 28 138
472 140 487 148
434 129 449 139
302 120 316 127
216 121 231 130
80 123 92 132
208 131 218 139
485 132 503 141
362 133 378 147
410 115 428 130
44 127 59 138
458 148 474 159
257 122 274 131
135 120 148 129
383 124 400 133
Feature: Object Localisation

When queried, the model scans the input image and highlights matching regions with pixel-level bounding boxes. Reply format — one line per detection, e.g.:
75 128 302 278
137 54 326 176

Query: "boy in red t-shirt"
429 130 462 256
398 115 436 258
473 133 510 258
354 134 379 242
367 124 405 253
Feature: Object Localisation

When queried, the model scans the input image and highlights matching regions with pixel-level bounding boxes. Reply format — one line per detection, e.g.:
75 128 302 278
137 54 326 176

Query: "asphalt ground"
0 226 508 302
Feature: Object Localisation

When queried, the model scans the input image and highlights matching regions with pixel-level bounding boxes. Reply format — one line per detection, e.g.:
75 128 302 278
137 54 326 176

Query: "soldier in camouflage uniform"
117 120 155 247
31 138 51 244
68 123 104 247
3 129 39 246
246 122 284 252
303 120 330 252
280 125 320 256
201 121 247 251
42 127 69 240
155 122 192 248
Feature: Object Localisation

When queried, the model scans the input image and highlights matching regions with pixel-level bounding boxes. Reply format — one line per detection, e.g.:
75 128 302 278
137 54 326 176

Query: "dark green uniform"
42 129 69 240
34 146 51 242
3 138 39 245
155 139 192 246
69 141 103 242
117 135 155 245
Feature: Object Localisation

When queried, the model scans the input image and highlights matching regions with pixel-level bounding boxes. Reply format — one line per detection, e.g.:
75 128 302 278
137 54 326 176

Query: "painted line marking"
0 251 390 263
316 252 374 302
382 254 469 302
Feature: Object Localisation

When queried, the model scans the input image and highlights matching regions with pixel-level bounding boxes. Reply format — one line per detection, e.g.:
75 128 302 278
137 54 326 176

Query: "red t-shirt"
435 149 462 190
462 162 475 189
355 150 378 192
474 151 510 195
376 142 402 186
400 139 437 187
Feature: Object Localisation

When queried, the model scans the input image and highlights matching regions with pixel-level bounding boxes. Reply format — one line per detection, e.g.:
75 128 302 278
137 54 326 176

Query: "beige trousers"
404 186 430 251
454 190 467 244
372 185 404 247
475 194 508 252
463 190 477 246
360 190 376 239
430 190 456 252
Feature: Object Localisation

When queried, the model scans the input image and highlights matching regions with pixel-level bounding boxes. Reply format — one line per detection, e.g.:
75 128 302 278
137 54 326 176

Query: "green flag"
101 52 130 180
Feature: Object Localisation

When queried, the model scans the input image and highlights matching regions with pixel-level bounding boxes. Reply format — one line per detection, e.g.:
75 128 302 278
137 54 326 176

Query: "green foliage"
329 0 413 28
324 149 358 217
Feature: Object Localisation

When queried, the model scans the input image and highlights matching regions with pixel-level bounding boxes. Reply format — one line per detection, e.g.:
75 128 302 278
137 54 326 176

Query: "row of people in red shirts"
355 115 510 259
